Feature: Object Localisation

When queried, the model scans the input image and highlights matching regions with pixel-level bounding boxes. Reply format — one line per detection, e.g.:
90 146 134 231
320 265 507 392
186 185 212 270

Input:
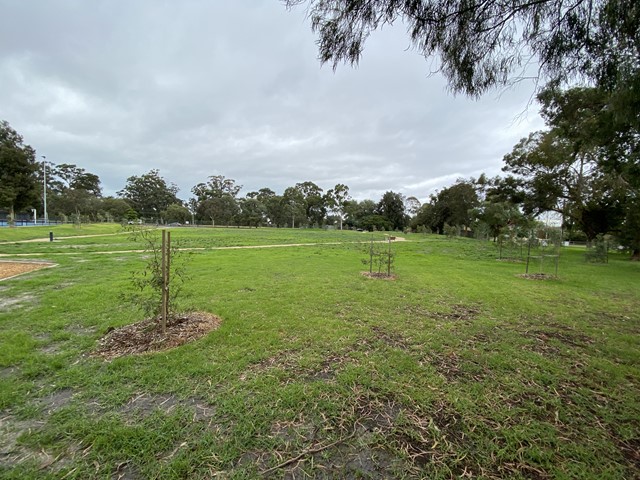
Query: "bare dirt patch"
39 388 74 414
0 260 56 281
0 292 35 310
91 312 221 360
0 415 47 467
119 393 215 422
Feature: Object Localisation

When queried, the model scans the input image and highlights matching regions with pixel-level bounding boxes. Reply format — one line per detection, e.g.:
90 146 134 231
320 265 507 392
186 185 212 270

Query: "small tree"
121 226 189 332
361 236 395 277
585 234 609 263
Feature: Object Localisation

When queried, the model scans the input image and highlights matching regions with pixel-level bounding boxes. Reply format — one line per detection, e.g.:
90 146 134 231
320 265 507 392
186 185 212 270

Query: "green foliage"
117 170 181 220
120 227 189 321
361 237 395 275
376 191 407 230
0 120 39 221
443 223 458 238
585 234 609 263
287 0 638 98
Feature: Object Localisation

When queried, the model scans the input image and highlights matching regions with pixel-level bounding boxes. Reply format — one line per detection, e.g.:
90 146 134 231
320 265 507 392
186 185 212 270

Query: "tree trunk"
631 248 640 261
9 204 15 227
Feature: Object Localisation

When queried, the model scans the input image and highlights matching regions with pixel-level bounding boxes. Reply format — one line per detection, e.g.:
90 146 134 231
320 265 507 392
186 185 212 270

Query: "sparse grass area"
0 231 638 479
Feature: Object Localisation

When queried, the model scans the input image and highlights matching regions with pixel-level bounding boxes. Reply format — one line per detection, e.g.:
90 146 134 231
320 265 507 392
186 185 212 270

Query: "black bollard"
49 232 54 242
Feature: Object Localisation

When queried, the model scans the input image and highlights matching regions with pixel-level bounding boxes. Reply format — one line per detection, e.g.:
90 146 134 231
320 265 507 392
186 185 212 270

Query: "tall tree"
0 121 39 222
44 162 103 220
191 175 242 202
238 198 267 227
344 199 377 229
285 0 639 97
49 163 102 196
282 186 307 228
191 175 242 224
325 183 351 229
294 181 327 227
199 195 239 226
118 169 180 219
503 87 630 241
376 191 407 231
404 196 422 217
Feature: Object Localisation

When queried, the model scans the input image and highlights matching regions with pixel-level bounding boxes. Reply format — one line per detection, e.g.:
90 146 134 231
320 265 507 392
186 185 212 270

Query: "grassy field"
0 226 638 479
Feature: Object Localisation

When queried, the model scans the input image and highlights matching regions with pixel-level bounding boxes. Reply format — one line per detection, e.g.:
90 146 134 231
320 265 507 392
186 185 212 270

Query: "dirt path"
0 237 407 258
0 230 150 245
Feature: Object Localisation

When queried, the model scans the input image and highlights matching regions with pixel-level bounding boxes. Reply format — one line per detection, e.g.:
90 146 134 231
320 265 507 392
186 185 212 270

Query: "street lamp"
41 155 48 225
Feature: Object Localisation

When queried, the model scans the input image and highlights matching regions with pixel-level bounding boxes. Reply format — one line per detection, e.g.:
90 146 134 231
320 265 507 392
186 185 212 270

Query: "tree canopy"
0 120 39 222
117 170 180 219
286 0 639 97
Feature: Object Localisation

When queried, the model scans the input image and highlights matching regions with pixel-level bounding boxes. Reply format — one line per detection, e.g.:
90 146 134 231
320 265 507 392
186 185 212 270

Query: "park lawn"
0 224 389 256
0 223 123 242
0 232 638 479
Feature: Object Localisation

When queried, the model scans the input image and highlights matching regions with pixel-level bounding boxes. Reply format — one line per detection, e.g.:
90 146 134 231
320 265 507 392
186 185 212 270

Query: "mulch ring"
0 260 56 281
361 272 397 280
517 273 558 280
91 312 221 360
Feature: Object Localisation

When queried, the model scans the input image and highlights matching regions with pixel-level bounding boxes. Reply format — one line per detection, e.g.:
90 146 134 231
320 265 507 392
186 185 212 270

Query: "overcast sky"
1 0 545 204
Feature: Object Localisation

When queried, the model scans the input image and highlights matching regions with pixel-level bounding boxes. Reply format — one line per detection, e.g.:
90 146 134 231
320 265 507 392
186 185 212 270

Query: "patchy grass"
0 231 638 479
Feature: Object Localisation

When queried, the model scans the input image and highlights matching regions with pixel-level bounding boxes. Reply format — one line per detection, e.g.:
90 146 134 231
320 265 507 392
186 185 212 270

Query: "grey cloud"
0 0 544 205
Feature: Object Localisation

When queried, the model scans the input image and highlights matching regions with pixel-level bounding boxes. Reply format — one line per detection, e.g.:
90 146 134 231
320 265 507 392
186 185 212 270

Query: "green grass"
0 223 123 242
0 231 638 479
0 224 389 256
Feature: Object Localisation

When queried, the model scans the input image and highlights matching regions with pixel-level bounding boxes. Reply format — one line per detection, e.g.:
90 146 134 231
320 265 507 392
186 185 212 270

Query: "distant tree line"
1 79 638 260
0 121 410 231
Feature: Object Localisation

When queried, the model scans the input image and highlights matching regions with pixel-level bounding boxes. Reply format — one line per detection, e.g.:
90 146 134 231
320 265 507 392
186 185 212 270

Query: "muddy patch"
113 460 142 480
66 323 98 336
39 388 74 414
39 342 64 355
0 366 19 378
0 415 47 467
0 293 36 310
119 393 215 421
247 396 468 478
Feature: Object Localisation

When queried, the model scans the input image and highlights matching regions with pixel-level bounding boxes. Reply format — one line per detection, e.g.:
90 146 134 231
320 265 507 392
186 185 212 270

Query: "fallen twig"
260 430 356 475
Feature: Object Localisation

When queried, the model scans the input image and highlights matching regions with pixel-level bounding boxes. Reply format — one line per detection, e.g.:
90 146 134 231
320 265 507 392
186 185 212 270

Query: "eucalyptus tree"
325 183 351 229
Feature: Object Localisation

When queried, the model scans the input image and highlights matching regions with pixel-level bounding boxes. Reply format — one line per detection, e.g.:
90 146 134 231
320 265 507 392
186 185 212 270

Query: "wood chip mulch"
91 312 221 360
517 273 557 280
361 272 397 280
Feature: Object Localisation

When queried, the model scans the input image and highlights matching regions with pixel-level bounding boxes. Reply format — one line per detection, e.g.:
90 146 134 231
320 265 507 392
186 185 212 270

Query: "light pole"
41 155 48 225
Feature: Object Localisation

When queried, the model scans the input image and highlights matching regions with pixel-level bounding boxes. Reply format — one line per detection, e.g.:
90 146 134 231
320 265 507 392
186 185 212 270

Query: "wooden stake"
161 229 167 334
166 231 171 323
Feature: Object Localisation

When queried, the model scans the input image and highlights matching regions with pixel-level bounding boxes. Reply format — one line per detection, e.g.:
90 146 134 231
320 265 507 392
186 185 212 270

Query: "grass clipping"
92 312 221 360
